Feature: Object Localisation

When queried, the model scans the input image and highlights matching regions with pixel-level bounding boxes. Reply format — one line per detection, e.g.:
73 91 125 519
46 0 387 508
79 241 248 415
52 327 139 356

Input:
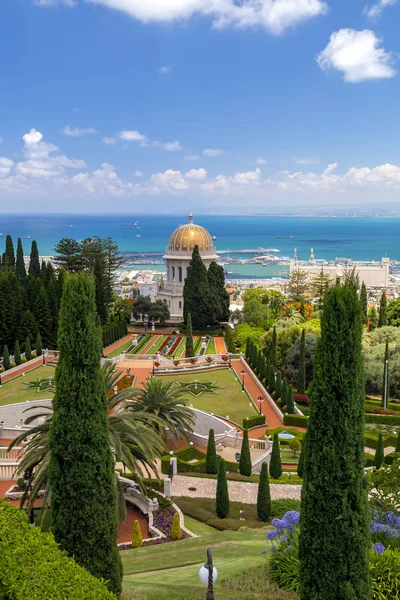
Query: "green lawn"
146 335 168 354
107 339 133 358
175 337 186 358
206 337 216 354
121 528 273 600
183 515 217 536
159 369 258 425
0 366 56 406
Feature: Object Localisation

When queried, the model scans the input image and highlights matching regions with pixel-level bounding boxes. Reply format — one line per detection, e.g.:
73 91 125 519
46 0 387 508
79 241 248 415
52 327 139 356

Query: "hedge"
102 320 128 348
0 500 116 599
364 433 398 450
365 414 400 426
131 334 152 354
243 414 266 429
161 446 239 475
283 414 309 428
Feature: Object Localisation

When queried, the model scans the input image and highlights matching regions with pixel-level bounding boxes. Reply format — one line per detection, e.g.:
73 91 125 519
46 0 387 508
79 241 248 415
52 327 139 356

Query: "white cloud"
317 29 396 83
0 158 14 178
84 0 328 35
23 129 43 145
293 155 319 164
159 65 172 74
118 130 182 151
154 140 182 151
256 157 267 165
150 169 189 193
203 148 223 157
185 168 207 180
119 129 147 142
363 0 397 19
62 125 97 137
185 154 200 161
34 0 75 5
134 170 144 176
103 136 117 145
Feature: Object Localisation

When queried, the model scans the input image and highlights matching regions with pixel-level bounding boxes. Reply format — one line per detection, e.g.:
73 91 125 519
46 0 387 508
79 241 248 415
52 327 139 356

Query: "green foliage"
270 326 277 366
289 438 301 457
270 499 301 517
257 462 271 521
171 512 183 541
386 296 400 327
132 520 143 548
35 332 42 356
397 434 400 453
365 414 400 426
369 306 378 331
207 261 230 322
297 434 306 478
297 329 306 394
283 414 308 428
243 414 266 429
3 344 10 370
160 445 239 475
364 326 400 398
369 457 400 514
270 541 301 593
243 298 270 327
239 429 252 477
48 273 122 596
360 282 368 325
183 246 216 328
24 336 32 361
269 433 282 480
224 325 236 353
275 370 282 400
0 500 116 600
286 386 295 414
310 269 331 309
374 434 385 469
235 322 264 352
216 458 230 518
14 340 21 365
15 238 27 285
370 548 400 600
28 240 41 277
185 312 194 357
288 269 308 302
299 282 370 600
286 333 318 391
378 292 387 327
206 428 218 474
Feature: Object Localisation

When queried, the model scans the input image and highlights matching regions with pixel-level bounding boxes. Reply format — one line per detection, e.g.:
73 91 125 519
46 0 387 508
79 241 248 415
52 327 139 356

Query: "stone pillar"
164 478 172 498
170 457 178 477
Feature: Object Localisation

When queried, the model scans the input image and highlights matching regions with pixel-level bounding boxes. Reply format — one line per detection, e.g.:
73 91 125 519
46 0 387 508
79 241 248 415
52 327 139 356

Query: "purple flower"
283 511 300 526
271 518 280 528
266 530 277 540
261 549 266 554
373 543 385 555
279 536 288 543
287 545 294 550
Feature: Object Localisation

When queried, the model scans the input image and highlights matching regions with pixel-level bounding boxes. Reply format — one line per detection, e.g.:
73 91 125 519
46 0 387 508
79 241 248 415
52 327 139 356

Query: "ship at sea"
276 236 294 239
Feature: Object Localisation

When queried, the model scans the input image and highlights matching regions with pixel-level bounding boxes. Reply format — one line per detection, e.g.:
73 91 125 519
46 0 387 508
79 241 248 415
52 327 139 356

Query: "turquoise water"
0 214 398 278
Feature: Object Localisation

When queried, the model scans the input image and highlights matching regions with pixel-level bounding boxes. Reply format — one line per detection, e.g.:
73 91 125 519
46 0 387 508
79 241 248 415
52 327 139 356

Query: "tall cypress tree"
245 338 252 362
360 282 368 325
269 433 282 480
183 245 215 328
24 336 32 361
297 328 306 394
15 238 27 285
281 377 288 409
374 434 384 469
48 273 122 595
3 235 15 271
3 345 10 370
35 332 42 356
206 428 218 474
207 261 230 322
257 462 271 521
368 306 378 331
297 433 307 479
14 341 21 366
28 241 41 278
286 385 295 414
382 339 390 409
378 291 387 327
33 286 52 348
216 458 230 518
185 312 194 358
274 371 282 400
239 429 252 477
270 326 277 367
268 365 275 395
299 282 370 600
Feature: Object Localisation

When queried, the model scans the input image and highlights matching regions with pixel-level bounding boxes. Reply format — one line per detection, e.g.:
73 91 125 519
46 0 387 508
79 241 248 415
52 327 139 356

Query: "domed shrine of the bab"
157 212 217 319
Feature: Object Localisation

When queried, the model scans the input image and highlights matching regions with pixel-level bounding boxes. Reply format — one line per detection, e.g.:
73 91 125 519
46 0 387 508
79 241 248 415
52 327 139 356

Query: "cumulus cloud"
119 129 147 142
0 158 14 178
317 29 396 83
35 0 328 35
134 170 144 177
293 155 319 164
203 148 223 157
363 0 397 19
154 140 182 151
62 126 97 137
118 130 182 151
185 168 207 180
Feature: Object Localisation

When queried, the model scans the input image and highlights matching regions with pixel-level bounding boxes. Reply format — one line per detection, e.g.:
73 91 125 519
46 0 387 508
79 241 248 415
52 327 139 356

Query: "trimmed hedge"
364 433 398 450
161 445 239 475
365 414 400 426
131 334 152 354
243 414 266 429
0 500 116 599
283 414 309 428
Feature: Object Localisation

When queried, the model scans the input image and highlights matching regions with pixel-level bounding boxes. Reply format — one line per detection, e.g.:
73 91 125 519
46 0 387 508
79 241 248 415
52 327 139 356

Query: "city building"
157 212 217 320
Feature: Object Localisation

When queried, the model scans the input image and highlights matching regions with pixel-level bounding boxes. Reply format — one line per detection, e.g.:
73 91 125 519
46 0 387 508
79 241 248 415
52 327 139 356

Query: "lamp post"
383 359 389 410
257 396 264 415
241 370 246 392
199 548 218 600
23 470 35 526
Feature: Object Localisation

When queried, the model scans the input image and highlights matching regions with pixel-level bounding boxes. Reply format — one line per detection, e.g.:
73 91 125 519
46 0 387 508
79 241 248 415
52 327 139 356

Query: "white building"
290 255 390 288
157 212 217 320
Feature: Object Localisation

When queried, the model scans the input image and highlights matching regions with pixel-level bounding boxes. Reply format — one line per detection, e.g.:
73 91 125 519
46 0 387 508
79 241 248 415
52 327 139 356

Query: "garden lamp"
199 548 218 600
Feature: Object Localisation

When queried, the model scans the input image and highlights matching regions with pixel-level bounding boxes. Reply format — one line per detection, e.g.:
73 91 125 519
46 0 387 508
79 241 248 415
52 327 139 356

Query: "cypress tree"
25 336 32 361
270 326 277 367
48 273 122 595
28 241 41 278
35 332 42 356
216 458 230 518
396 433 400 454
245 338 251 362
269 433 282 480
297 433 307 479
207 261 229 322
257 462 271 521
378 291 387 327
374 434 384 469
360 282 368 325
15 238 27 285
368 306 378 331
268 365 275 395
132 520 143 548
250 344 258 370
185 312 194 358
3 235 15 271
274 370 282 400
183 245 215 328
264 360 270 389
14 341 21 366
171 512 183 541
259 356 267 385
381 340 390 409
297 328 306 394
33 286 52 348
206 428 218 474
239 429 252 477
3 345 10 370
281 377 288 409
299 282 370 600
286 385 295 414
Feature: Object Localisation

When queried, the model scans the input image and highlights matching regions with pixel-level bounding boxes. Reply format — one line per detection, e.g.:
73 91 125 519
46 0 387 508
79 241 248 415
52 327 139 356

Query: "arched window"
172 266 175 281
178 266 182 282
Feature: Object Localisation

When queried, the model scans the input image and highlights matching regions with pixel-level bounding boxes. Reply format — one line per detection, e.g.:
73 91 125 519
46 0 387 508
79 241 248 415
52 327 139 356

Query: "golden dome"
167 212 215 255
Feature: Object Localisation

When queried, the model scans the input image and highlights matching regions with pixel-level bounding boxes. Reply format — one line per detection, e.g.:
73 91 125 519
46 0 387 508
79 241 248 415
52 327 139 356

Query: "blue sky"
2 0 400 213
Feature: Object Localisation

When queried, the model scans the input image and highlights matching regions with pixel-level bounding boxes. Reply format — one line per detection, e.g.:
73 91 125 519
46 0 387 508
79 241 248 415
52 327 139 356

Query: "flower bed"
167 337 182 356
144 506 189 546
158 336 171 355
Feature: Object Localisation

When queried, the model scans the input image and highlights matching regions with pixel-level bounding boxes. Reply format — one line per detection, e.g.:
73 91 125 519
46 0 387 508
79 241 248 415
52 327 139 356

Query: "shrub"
374 434 385 469
132 519 143 548
216 459 230 518
3 345 10 370
257 462 271 521
370 548 400 599
293 393 308 405
269 433 282 480
243 414 266 429
239 429 252 477
289 438 301 457
206 356 213 363
10 362 16 369
365 414 400 426
283 414 308 428
206 429 218 474
0 500 116 599
270 499 301 518
171 512 182 541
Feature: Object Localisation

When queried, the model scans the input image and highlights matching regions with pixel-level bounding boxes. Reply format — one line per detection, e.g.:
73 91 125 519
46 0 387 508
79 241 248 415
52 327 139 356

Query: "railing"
0 462 18 479
239 356 285 421
0 447 22 460
0 426 29 440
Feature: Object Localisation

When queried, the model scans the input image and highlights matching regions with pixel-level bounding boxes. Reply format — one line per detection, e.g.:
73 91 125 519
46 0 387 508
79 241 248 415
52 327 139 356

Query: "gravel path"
172 475 301 503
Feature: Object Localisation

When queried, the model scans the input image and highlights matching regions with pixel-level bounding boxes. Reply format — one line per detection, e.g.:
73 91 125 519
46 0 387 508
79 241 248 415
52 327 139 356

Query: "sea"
1 214 399 280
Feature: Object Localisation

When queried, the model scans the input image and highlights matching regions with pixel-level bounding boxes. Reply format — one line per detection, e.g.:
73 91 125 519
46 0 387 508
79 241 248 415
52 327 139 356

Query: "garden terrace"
0 366 55 407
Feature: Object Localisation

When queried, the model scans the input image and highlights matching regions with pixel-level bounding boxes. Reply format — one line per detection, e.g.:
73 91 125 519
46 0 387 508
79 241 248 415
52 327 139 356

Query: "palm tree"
126 378 195 444
276 304 303 325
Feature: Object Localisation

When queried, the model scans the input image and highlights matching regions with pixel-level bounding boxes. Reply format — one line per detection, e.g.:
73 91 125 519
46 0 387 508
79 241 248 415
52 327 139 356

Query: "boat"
212 235 217 240
136 235 141 238
276 236 294 239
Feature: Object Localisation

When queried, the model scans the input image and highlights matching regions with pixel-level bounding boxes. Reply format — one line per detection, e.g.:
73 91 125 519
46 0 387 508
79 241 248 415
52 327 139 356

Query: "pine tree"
378 291 387 327
297 433 306 479
269 433 282 480
35 332 42 356
25 336 32 361
286 386 295 414
270 326 277 367
374 434 384 469
216 458 230 518
15 238 27 285
360 282 368 325
185 312 194 357
171 512 183 541
257 462 271 521
20 310 37 344
368 306 378 331
132 520 143 548
28 241 41 278
274 371 282 400
48 273 122 595
299 282 370 600
310 269 331 310
382 340 390 409
297 328 306 394
0 271 25 352
299 297 306 319
14 341 21 366
3 235 15 271
396 433 400 454
239 429 252 477
3 345 10 370
183 245 215 328
288 269 308 302
53 238 83 272
206 429 218 474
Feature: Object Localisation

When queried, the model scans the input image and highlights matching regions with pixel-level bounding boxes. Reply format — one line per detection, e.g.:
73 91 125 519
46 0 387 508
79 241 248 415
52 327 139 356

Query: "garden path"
117 361 153 389
171 475 301 502
214 337 226 354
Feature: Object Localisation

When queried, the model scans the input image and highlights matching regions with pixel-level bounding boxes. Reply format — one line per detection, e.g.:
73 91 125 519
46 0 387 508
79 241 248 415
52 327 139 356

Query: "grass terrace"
175 337 186 357
106 339 134 359
206 337 216 354
0 366 56 406
146 335 168 354
159 369 258 425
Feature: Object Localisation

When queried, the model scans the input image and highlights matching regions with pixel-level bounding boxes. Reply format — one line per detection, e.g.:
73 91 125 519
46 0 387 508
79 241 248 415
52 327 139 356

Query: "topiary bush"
132 519 143 548
243 414 266 429
283 414 308 428
171 512 182 541
239 429 252 477
257 462 271 521
374 434 385 469
206 429 218 474
216 459 230 518
269 433 282 480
